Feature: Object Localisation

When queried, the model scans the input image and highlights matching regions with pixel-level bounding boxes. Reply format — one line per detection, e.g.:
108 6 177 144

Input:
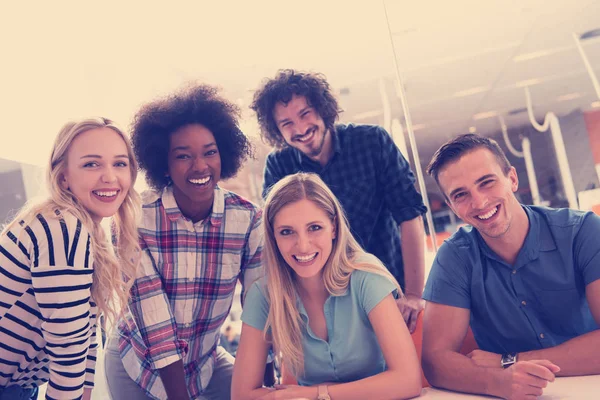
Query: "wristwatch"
317 385 331 400
501 353 518 369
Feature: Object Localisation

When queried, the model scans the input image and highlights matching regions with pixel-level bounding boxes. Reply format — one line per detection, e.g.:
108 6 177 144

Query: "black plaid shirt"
262 123 426 289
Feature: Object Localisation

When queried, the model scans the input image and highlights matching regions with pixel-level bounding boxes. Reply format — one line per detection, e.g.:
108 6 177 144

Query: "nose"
471 189 488 210
296 232 311 253
193 156 208 171
102 166 117 183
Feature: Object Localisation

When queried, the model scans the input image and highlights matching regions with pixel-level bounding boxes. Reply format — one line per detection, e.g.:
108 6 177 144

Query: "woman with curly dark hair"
105 84 264 400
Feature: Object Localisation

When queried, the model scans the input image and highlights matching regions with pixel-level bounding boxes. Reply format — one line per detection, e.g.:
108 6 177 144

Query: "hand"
395 294 425 333
498 360 560 400
467 349 502 368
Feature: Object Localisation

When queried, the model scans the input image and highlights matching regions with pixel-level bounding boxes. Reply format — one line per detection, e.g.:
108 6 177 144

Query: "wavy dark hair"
132 84 254 191
251 69 342 148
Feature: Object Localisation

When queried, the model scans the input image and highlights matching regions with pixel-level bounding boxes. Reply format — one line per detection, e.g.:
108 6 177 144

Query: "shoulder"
337 123 385 142
528 205 588 229
434 226 480 267
222 188 261 213
266 147 297 165
25 209 90 241
141 189 162 207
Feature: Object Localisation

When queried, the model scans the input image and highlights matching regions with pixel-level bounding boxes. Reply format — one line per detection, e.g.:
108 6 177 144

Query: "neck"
295 272 329 303
172 188 213 223
483 205 529 265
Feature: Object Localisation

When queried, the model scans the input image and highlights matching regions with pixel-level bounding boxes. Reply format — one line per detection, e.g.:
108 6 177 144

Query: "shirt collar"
477 205 557 264
161 185 224 227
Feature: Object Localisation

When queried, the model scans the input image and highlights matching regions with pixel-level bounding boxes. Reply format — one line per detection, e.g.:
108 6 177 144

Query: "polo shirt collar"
161 185 224 227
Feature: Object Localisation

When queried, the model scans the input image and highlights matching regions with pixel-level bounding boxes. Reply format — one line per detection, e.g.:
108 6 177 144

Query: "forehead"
274 198 328 225
437 148 504 194
170 124 216 147
69 127 126 155
273 94 309 119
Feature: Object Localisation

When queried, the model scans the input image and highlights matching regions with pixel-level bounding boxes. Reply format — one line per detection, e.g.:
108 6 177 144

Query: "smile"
293 252 318 263
188 176 211 185
477 206 498 220
295 129 315 143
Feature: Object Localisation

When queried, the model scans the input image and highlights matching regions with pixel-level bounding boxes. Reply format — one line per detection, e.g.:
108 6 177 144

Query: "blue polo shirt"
423 206 600 354
242 267 398 386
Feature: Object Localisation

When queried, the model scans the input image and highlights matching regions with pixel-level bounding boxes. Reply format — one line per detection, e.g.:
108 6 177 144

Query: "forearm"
158 360 190 400
519 330 600 376
325 369 421 400
424 350 505 397
400 216 425 296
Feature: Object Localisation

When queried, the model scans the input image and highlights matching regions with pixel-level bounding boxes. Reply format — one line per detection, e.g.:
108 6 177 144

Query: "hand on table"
498 360 560 400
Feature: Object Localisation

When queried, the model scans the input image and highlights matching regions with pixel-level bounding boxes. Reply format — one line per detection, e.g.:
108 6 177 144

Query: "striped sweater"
0 209 98 400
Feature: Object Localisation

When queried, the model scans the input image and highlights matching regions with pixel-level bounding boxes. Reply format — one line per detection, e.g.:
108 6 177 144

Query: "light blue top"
242 267 398 386
423 205 600 354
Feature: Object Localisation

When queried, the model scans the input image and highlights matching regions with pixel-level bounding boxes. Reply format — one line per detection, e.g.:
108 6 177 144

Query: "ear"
508 166 519 192
59 173 69 190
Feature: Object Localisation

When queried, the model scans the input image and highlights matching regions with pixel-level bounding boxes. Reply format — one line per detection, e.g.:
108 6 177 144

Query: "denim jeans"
0 385 38 400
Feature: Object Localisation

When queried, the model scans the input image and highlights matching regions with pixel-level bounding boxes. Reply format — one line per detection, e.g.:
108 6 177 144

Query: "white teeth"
294 253 317 262
296 130 314 142
189 177 210 185
93 190 118 197
477 206 498 220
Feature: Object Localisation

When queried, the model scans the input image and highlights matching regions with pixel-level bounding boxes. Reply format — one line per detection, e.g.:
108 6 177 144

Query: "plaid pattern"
263 123 426 288
117 186 263 400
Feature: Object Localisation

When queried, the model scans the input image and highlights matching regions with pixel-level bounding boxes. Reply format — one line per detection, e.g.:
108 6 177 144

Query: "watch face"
502 353 517 367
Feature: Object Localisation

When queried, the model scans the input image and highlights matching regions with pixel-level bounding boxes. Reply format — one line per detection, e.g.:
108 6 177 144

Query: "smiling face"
438 148 523 241
61 127 132 223
273 198 337 281
168 124 221 221
273 94 332 165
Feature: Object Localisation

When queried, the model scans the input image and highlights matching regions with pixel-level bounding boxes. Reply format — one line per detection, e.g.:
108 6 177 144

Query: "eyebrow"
448 174 496 199
275 220 325 229
81 154 129 159
171 142 217 152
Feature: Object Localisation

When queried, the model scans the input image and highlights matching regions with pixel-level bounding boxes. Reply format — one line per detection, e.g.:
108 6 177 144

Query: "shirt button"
521 300 527 306
540 333 545 339
512 269 517 275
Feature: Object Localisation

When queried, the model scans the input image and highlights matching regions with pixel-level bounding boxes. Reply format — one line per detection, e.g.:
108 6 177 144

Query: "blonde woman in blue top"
231 173 421 400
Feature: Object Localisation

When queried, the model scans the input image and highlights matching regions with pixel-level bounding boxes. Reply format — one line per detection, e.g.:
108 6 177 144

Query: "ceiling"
1 0 599 178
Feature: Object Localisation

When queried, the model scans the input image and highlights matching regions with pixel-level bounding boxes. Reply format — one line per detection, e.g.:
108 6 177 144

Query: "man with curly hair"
252 69 427 332
104 84 263 400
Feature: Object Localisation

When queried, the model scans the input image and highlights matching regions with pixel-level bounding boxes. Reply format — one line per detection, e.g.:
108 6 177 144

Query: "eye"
279 228 293 236
453 192 467 201
481 179 494 187
301 110 311 118
281 122 291 128
308 224 322 232
206 149 218 156
175 154 191 160
115 161 129 167
83 161 99 168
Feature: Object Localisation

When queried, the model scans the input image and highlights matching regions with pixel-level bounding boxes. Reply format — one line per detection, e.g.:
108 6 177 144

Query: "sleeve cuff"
145 339 188 370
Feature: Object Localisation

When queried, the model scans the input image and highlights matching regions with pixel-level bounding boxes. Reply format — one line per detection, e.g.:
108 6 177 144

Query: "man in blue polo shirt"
422 134 600 399
251 69 428 331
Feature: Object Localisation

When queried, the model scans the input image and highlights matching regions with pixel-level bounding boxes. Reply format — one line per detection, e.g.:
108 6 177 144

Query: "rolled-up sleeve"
423 242 471 309
127 237 187 370
376 127 427 223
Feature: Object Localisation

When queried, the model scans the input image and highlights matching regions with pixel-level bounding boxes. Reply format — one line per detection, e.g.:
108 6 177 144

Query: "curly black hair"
131 84 254 191
250 69 342 149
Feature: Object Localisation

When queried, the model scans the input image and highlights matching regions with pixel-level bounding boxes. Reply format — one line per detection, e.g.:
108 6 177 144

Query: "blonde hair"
262 172 401 376
2 117 141 327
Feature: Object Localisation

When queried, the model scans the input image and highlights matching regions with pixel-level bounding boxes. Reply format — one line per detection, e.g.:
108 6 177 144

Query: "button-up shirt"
117 186 263 399
424 206 600 353
263 124 426 289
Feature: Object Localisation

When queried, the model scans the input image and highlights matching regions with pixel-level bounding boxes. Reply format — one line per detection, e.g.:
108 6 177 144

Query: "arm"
397 216 426 332
231 323 276 400
422 302 559 398
29 215 95 400
239 209 264 305
517 279 600 375
83 317 99 391
128 239 189 399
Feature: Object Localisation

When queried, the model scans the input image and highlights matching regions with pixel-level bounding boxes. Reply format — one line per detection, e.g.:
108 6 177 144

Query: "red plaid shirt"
117 186 263 399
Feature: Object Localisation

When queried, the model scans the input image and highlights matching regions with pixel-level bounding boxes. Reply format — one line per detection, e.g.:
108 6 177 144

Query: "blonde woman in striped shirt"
0 118 141 400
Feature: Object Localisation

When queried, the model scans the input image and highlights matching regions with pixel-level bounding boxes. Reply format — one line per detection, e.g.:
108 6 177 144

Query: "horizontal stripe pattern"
118 186 263 399
0 210 97 399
